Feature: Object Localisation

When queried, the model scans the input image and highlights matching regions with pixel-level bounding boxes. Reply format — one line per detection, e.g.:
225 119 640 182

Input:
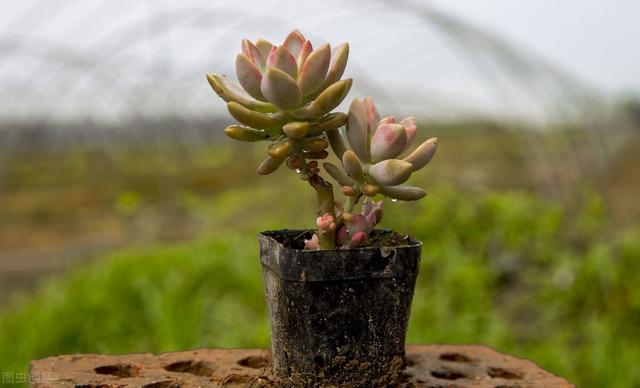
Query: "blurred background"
1 0 639 386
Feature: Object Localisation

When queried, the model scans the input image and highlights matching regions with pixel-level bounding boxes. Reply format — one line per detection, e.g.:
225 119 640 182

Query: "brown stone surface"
30 345 574 387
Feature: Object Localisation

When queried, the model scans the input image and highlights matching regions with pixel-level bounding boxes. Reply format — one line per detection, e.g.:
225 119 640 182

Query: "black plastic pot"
258 229 422 385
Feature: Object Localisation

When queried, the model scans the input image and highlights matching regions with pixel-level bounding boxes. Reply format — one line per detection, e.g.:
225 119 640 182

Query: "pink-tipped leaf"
378 116 396 126
297 40 313 71
347 214 369 235
370 123 408 162
304 234 320 250
266 46 298 79
298 44 331 96
282 29 305 57
241 39 264 69
363 97 380 132
399 117 417 148
260 68 302 110
346 98 370 161
319 43 349 91
350 231 368 247
235 54 265 101
254 39 273 67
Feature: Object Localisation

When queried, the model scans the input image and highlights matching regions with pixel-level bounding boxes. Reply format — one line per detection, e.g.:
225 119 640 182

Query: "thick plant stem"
308 173 336 249
344 191 362 213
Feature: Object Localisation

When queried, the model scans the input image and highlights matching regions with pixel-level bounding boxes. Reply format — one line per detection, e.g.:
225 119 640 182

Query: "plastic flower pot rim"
258 229 423 282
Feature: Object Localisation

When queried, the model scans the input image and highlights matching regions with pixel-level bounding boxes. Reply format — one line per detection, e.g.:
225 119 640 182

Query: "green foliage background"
1 181 639 387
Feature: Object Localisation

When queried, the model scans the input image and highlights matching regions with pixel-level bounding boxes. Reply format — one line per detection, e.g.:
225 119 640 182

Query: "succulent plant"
305 200 382 250
207 30 352 176
206 30 438 250
324 97 438 202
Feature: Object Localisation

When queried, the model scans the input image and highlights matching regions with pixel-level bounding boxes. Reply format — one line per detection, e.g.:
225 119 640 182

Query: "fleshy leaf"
298 44 331 96
319 43 349 93
207 74 276 113
368 159 413 186
378 185 426 201
297 40 313 70
370 123 407 162
363 200 383 224
260 68 302 110
350 231 368 247
304 150 329 159
363 97 380 132
399 117 417 148
290 78 352 119
346 98 369 161
266 46 298 79
255 39 274 67
268 139 293 160
378 116 396 126
241 39 264 69
257 155 284 175
403 137 438 171
226 102 284 130
224 125 276 142
282 29 305 57
323 162 354 186
347 214 369 234
342 186 358 196
316 213 336 231
304 234 320 250
336 226 349 246
326 127 348 159
235 54 265 101
300 137 329 152
282 121 309 138
362 184 379 197
342 149 364 181
307 112 348 136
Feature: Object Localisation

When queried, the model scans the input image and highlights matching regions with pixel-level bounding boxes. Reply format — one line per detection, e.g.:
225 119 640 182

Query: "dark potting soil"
273 229 416 251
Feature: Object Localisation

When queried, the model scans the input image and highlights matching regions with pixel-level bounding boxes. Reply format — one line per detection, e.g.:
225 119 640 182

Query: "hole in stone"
75 385 113 388
237 355 269 369
164 360 215 376
487 367 523 380
94 364 140 378
494 385 521 388
431 370 466 380
142 381 180 388
439 352 472 362
313 355 325 368
220 374 253 384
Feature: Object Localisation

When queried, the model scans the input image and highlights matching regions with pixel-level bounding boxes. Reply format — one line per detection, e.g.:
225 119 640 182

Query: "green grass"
1 185 639 387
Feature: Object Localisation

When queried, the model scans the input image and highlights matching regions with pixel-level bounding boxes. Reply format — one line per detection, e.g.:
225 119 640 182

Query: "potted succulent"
206 29 437 385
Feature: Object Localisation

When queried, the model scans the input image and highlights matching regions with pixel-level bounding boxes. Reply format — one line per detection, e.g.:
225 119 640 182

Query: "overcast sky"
429 0 640 94
0 0 638 121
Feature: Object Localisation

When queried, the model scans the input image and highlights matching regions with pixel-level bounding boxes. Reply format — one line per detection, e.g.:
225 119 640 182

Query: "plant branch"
344 191 363 213
308 173 336 249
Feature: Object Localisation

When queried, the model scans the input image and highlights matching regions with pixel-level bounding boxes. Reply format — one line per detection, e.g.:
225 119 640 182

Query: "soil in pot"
259 229 422 386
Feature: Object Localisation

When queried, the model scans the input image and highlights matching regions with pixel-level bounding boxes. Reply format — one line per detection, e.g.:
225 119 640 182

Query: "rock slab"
29 344 574 387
